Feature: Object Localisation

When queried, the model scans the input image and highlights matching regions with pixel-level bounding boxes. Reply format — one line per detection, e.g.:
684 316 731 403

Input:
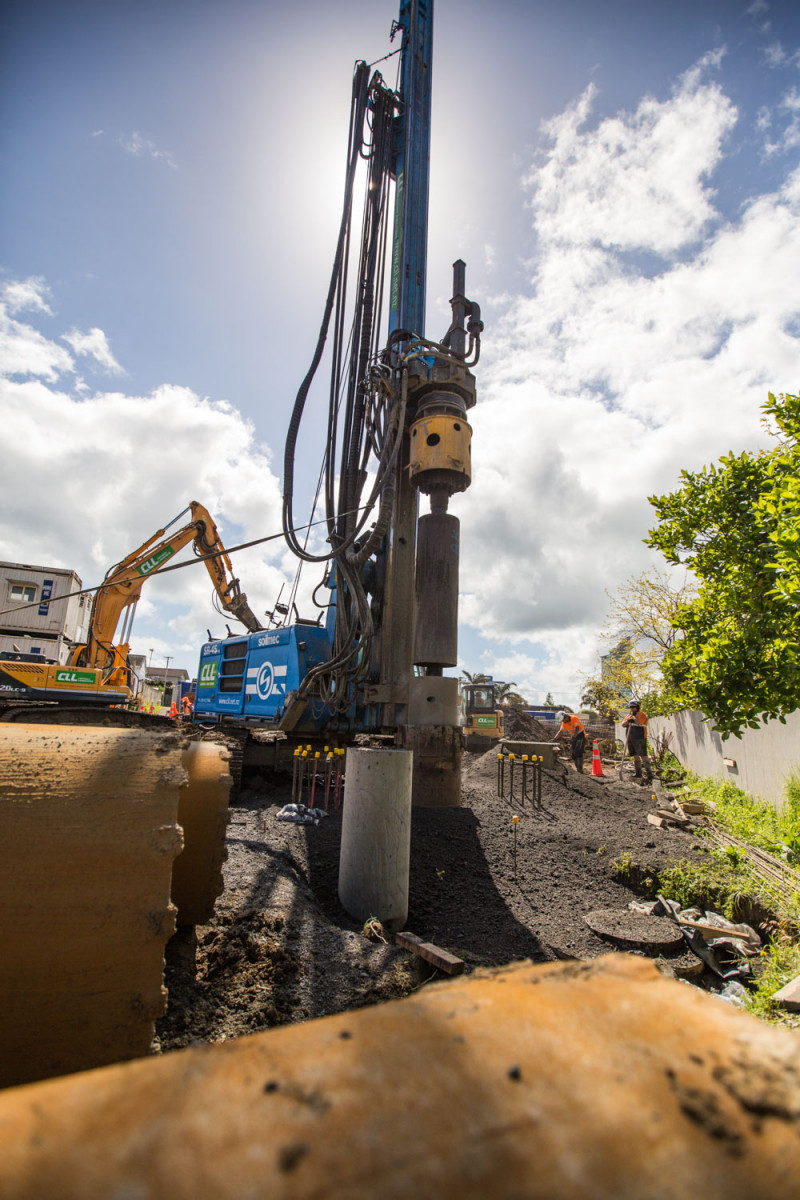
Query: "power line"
0 505 369 619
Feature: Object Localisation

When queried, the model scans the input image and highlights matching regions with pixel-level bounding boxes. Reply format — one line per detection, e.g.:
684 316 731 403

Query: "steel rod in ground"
310 753 320 809
291 750 300 804
324 754 333 813
334 751 344 810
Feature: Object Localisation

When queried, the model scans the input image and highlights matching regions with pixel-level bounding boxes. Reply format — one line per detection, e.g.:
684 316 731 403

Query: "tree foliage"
581 639 663 720
646 391 800 737
581 570 695 719
602 570 697 667
460 671 492 684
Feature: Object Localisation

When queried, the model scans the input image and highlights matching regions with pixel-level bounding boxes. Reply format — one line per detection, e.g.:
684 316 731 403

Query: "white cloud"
759 86 800 155
527 59 736 257
763 41 800 69
118 131 177 169
0 284 73 381
2 277 53 316
62 327 124 374
0 300 290 672
455 60 800 705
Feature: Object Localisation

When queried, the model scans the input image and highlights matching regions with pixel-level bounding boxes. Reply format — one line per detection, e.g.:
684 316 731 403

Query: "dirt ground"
155 740 711 1054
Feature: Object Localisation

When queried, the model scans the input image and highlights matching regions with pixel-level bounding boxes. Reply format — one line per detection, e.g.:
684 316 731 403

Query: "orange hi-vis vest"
559 715 584 736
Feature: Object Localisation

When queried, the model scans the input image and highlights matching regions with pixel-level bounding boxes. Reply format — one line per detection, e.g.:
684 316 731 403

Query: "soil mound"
502 709 556 742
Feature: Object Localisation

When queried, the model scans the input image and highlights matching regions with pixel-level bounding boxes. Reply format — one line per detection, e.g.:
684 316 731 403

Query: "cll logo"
55 669 96 686
136 545 176 576
199 662 218 689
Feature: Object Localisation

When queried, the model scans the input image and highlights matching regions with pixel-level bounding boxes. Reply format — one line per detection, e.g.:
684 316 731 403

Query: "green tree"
582 570 697 719
581 678 625 720
646 391 800 737
760 390 800 605
582 640 659 719
461 671 491 684
603 569 697 670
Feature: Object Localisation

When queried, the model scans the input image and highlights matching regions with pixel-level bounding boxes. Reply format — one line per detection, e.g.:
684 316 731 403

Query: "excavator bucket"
0 725 231 1088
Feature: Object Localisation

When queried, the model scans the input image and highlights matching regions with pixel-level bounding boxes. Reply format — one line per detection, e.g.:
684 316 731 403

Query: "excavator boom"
0 501 262 712
78 501 262 675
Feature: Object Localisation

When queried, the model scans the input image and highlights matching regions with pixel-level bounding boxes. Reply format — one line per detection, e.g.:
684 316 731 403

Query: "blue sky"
2 0 799 703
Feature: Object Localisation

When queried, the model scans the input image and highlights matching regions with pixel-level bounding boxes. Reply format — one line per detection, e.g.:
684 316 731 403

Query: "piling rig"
196 0 482 806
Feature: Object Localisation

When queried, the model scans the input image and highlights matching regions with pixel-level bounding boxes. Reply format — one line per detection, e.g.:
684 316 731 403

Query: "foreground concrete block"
774 974 800 1012
0 725 189 1087
1 955 798 1199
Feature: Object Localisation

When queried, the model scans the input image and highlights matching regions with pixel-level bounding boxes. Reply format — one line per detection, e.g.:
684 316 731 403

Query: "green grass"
611 851 759 921
745 925 800 1023
673 766 800 863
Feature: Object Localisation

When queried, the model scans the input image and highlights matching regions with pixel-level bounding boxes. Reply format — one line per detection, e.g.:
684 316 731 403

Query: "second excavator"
0 501 262 717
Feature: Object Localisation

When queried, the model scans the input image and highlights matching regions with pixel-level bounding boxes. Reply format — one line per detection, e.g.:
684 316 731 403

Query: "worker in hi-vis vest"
622 700 653 783
554 711 587 774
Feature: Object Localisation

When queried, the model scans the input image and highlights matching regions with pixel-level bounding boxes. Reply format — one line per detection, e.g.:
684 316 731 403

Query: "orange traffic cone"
591 739 604 777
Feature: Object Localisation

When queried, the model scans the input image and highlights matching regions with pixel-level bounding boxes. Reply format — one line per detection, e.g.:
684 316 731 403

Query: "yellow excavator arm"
70 502 263 685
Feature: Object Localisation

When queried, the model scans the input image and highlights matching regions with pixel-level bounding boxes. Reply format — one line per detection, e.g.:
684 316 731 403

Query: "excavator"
0 501 262 717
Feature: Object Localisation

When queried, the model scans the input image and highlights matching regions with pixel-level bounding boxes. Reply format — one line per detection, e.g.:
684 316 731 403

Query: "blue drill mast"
195 0 482 803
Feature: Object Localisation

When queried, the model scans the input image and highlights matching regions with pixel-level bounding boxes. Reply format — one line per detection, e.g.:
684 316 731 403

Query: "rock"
773 974 800 1013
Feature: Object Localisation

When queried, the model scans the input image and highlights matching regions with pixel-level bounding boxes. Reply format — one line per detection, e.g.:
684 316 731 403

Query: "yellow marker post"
512 813 520 880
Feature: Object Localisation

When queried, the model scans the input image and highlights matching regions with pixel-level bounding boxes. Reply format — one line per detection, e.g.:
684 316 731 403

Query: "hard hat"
629 700 640 709
556 710 565 723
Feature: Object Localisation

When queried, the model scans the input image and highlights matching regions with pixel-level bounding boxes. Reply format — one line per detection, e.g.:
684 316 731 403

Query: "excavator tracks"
0 724 231 1088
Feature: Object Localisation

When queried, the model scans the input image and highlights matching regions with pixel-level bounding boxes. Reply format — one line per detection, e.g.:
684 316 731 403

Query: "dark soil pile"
501 709 556 741
155 748 708 1055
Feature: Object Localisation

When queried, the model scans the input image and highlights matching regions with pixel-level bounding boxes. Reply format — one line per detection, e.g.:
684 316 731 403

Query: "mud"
156 744 718 1054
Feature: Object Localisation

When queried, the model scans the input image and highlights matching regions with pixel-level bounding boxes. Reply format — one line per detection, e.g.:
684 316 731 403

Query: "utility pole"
161 656 172 709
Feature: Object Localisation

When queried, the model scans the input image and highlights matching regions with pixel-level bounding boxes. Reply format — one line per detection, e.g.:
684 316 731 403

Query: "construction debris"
395 931 465 975
276 803 329 826
656 895 758 981
677 912 761 954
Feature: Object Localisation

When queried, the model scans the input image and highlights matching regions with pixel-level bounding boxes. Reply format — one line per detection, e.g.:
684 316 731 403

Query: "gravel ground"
155 745 709 1054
